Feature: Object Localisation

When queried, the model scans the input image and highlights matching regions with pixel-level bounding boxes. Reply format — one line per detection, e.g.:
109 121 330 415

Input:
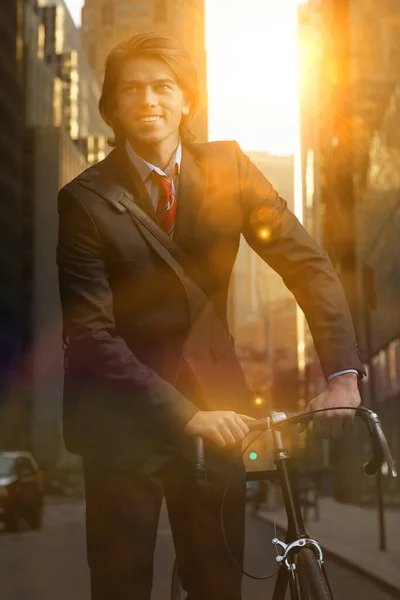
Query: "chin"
130 129 170 145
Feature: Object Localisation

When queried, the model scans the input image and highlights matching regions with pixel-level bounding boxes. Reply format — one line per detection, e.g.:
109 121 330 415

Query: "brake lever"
271 407 397 478
194 409 397 480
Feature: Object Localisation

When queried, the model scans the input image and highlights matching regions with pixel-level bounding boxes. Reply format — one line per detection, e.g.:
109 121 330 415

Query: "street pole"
362 264 386 551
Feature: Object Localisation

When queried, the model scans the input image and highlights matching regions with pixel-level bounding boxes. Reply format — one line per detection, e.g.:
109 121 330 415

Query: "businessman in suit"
57 32 366 600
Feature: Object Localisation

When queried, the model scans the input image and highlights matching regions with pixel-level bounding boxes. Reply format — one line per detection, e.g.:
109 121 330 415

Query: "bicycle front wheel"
296 547 333 600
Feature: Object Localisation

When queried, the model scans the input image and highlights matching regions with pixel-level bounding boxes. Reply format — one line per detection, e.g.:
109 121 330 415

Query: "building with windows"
27 1 109 466
0 0 25 449
28 125 87 465
0 0 110 467
81 0 208 142
357 85 400 502
39 0 108 146
297 0 400 504
298 0 400 330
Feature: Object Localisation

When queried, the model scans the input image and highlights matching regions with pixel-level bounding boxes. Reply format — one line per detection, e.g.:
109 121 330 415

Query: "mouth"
137 115 163 124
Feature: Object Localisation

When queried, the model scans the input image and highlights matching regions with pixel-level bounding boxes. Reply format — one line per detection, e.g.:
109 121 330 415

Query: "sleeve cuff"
327 369 359 382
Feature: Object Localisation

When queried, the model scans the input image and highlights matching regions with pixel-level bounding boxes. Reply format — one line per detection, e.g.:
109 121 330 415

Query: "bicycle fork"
271 419 325 600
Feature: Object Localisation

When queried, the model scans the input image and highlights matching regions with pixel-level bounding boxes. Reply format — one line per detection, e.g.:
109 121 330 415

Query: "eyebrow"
121 78 176 87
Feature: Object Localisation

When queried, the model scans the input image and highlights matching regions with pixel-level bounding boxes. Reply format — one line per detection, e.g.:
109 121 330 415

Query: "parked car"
0 451 44 532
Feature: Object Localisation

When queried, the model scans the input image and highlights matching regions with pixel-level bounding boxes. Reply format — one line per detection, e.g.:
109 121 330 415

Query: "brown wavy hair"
99 32 200 147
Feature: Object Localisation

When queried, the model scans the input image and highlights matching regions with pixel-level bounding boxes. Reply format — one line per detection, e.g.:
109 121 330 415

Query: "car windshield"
0 455 15 476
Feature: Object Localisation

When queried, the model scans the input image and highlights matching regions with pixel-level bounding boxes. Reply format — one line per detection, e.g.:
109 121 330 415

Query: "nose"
140 85 158 107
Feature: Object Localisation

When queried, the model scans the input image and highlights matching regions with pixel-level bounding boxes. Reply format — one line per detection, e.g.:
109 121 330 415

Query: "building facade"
29 125 87 465
357 84 400 504
0 0 25 449
28 1 109 466
39 0 109 146
297 0 400 504
81 0 208 142
0 0 110 468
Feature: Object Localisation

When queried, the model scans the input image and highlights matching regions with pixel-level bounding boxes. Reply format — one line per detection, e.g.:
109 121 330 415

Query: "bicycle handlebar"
194 406 397 478
359 410 397 477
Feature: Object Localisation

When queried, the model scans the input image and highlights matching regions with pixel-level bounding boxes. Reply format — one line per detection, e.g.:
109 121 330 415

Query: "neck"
127 133 180 171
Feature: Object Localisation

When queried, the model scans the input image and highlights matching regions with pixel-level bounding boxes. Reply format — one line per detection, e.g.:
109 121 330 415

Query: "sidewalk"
257 497 400 594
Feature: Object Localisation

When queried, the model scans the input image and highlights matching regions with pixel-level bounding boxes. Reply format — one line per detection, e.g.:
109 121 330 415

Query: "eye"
121 86 135 94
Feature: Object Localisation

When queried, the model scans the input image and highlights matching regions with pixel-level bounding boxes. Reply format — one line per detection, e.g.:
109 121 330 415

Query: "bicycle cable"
220 428 281 580
219 405 374 579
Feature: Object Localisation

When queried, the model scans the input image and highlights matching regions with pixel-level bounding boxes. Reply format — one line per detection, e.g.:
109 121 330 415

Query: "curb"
256 511 400 599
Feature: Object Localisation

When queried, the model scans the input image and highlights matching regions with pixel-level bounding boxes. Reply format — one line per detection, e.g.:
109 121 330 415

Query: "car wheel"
28 504 43 530
3 510 19 533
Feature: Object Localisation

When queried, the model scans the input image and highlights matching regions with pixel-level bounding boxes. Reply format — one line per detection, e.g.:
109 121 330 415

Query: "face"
113 55 190 147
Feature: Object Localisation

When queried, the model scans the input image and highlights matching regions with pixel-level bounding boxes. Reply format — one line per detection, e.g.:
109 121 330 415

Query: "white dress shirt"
125 138 181 211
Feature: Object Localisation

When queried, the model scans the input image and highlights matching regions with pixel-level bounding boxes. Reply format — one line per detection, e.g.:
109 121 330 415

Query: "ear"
182 103 190 116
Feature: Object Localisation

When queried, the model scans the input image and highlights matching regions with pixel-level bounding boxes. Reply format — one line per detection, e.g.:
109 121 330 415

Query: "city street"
0 497 398 599
1 2 399 600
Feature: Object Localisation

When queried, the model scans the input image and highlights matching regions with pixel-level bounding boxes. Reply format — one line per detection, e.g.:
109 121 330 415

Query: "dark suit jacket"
57 140 365 469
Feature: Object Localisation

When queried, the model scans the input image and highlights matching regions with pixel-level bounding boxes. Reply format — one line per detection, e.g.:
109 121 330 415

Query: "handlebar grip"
193 410 397 479
355 409 397 477
248 417 271 431
194 436 205 478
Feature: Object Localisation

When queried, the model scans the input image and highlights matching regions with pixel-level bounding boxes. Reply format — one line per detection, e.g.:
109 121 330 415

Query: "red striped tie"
151 164 178 238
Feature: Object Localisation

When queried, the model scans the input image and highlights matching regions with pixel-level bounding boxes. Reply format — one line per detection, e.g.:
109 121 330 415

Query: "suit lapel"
103 145 158 221
102 143 209 252
174 143 208 253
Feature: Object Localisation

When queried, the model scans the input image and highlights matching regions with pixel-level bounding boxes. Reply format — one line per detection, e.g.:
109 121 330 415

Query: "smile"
138 116 163 123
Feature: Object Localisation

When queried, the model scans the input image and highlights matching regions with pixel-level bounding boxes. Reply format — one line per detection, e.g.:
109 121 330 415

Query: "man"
57 32 365 600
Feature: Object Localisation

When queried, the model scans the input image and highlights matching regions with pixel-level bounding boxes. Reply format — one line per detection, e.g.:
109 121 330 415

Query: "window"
88 43 96 70
119 2 132 11
102 1 114 27
0 455 14 477
136 1 149 12
16 457 36 477
154 0 166 23
135 15 147 26
389 338 400 395
37 23 45 59
373 349 390 400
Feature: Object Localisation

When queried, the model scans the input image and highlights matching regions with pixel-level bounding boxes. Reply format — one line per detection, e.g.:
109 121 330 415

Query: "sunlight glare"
206 0 300 155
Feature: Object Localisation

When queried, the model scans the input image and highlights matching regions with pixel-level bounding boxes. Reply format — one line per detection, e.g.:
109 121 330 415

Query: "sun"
205 0 300 155
64 0 302 155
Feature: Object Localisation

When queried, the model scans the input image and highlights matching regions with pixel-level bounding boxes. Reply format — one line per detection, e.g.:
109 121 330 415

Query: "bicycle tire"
296 547 333 600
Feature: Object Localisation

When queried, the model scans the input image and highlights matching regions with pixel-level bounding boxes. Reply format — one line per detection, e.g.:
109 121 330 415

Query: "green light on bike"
249 452 258 461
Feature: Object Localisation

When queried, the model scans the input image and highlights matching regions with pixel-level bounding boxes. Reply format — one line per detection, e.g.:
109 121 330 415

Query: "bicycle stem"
272 421 308 541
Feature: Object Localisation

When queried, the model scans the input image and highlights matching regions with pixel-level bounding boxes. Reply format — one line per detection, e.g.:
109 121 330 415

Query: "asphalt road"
0 497 398 599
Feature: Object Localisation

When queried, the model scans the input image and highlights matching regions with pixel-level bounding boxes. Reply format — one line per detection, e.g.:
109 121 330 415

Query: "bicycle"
170 406 397 600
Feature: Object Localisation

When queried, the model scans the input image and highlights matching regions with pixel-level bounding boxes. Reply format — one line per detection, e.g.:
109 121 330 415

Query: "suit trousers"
83 437 246 600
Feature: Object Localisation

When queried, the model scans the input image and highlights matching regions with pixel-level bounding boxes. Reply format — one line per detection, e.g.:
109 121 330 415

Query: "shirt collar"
125 138 182 182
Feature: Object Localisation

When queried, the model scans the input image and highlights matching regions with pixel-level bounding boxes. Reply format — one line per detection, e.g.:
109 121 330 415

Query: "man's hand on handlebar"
299 372 361 438
183 411 256 448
